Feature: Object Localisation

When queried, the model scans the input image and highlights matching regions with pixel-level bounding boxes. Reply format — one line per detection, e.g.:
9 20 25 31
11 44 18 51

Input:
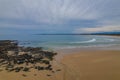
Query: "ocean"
0 34 120 50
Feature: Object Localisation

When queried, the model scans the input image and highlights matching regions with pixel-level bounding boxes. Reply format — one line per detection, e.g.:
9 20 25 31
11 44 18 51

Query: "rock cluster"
0 40 57 72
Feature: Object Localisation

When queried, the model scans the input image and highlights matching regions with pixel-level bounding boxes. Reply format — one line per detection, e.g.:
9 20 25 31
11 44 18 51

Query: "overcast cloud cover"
0 0 120 34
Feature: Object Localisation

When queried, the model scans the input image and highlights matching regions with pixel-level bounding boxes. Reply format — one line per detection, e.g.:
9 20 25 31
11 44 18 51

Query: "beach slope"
61 50 120 80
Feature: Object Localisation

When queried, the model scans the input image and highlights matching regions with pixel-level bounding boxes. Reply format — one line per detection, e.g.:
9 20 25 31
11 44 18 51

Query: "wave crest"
70 38 96 44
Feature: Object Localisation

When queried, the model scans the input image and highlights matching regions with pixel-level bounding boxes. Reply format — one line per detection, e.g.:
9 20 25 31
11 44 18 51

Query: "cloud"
74 25 120 33
0 0 116 23
0 0 120 33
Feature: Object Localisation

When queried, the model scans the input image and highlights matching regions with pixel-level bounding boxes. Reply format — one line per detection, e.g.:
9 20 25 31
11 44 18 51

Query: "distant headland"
35 32 120 36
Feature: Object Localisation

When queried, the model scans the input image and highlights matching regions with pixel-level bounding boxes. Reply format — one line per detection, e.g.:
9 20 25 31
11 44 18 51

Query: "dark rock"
7 68 14 72
52 71 55 73
34 74 37 76
23 67 29 72
22 74 27 77
42 60 50 64
38 66 44 70
15 67 21 72
56 69 61 71
47 74 52 76
0 40 58 72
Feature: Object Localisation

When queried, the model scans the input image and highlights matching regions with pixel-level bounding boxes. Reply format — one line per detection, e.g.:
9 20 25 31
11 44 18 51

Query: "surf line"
70 38 96 44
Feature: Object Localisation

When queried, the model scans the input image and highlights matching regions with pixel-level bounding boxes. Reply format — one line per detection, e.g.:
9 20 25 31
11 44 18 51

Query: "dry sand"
61 50 120 80
0 49 120 80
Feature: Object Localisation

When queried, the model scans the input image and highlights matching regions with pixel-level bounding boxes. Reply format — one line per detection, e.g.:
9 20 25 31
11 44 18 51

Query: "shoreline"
54 45 120 55
0 40 120 80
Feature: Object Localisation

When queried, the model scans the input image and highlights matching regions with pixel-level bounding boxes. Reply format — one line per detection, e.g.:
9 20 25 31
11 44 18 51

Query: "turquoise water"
0 34 120 49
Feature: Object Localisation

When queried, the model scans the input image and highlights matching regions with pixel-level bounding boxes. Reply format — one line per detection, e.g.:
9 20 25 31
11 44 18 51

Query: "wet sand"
0 49 120 80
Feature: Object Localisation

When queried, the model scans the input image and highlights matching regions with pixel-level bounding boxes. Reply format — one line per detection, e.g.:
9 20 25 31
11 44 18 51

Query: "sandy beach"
0 48 120 80
60 49 120 80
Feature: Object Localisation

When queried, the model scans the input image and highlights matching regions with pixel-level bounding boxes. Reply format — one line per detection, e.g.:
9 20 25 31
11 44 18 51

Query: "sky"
0 0 120 34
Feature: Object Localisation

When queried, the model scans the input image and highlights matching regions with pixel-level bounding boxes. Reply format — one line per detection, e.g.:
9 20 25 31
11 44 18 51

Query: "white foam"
53 44 120 50
70 38 96 44
106 39 114 42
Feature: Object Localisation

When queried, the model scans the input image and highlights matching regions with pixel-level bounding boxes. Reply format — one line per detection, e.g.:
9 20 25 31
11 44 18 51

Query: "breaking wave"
70 38 96 44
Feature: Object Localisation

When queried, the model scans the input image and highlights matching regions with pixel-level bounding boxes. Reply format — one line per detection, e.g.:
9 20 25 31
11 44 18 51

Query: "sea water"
0 34 120 50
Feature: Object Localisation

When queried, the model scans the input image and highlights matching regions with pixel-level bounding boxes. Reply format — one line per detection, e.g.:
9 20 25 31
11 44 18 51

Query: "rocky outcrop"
0 40 57 72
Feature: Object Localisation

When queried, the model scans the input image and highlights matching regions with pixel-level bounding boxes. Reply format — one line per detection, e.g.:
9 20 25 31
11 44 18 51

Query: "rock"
0 40 58 72
15 67 21 72
56 69 61 71
46 74 52 76
34 74 37 76
22 74 27 77
23 67 29 72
